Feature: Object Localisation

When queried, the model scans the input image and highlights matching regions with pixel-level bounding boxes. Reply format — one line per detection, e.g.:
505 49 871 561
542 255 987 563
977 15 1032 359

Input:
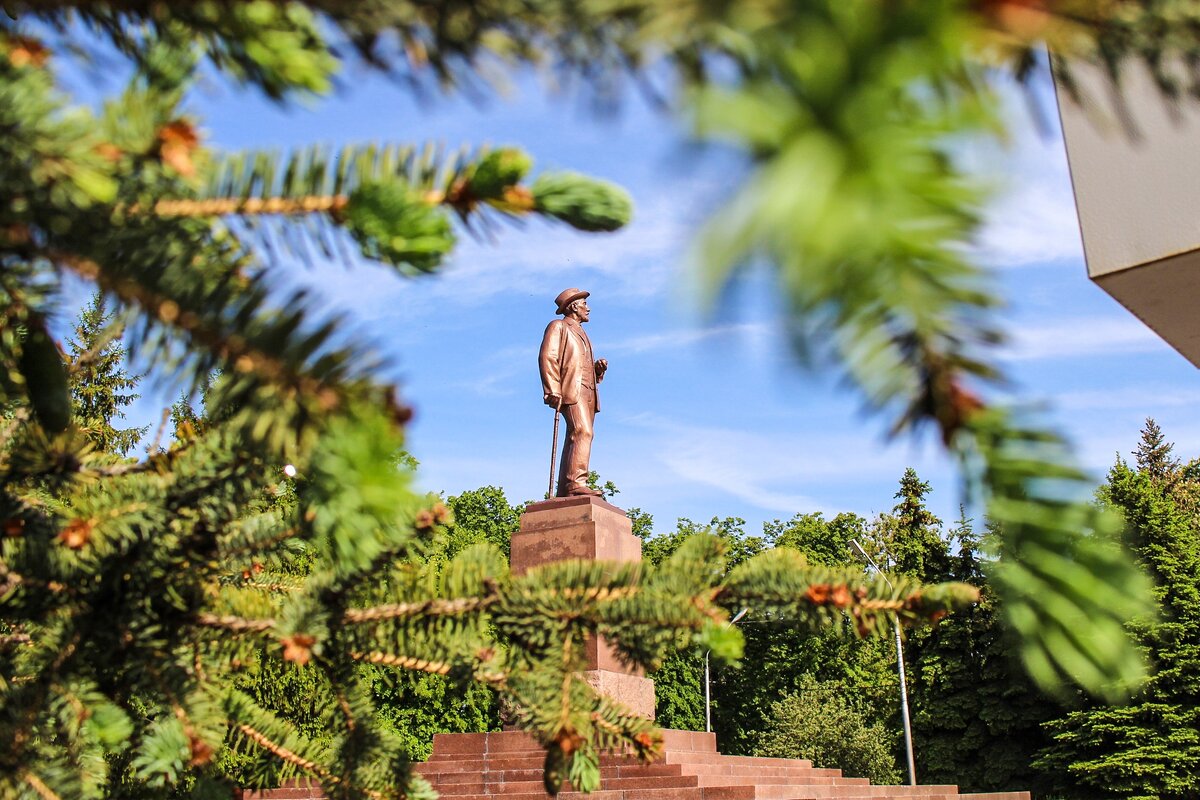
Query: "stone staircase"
413 730 1028 800
238 729 1029 800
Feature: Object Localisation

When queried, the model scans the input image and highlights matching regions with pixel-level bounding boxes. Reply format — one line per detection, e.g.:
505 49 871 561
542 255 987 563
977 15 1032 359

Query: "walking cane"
548 400 562 498
546 321 569 498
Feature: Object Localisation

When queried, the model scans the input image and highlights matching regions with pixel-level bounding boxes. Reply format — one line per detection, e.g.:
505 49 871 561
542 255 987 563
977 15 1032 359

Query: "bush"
756 675 902 786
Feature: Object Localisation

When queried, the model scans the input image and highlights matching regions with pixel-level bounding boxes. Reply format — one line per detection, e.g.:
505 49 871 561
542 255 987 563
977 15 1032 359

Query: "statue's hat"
554 288 589 315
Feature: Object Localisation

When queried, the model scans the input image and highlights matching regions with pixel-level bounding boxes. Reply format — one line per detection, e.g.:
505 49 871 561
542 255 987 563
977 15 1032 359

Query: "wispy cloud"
264 170 709 334
961 79 1085 270
605 322 771 356
615 412 946 517
1001 316 1161 361
1056 386 1200 412
973 169 1083 269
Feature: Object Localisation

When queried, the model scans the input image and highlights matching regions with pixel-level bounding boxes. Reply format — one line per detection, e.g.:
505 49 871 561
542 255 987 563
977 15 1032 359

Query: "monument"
526 287 654 715
539 287 608 498
410 288 1032 800
243 288 1032 800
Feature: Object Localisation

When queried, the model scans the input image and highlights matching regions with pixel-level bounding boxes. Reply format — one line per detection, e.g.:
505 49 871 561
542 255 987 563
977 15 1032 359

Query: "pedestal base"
581 670 656 718
512 495 653 718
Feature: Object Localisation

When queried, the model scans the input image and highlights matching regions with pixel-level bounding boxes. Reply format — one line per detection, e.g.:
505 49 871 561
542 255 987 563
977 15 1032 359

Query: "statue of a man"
539 288 608 497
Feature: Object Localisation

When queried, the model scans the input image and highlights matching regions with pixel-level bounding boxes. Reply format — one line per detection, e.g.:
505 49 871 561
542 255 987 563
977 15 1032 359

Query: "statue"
539 288 608 497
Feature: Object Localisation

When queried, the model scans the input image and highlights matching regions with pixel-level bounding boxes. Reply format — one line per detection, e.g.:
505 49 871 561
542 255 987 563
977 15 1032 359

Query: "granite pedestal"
511 495 655 719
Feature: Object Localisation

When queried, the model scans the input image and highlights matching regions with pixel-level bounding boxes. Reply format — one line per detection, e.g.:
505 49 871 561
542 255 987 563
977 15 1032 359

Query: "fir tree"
66 292 147 456
888 468 951 583
906 511 1057 795
1135 416 1180 486
1035 428 1200 799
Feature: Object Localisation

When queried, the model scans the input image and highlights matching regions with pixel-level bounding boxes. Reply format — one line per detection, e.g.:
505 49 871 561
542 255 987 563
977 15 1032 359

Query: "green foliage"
649 651 704 732
1135 417 1179 486
532 172 633 232
17 313 71 433
970 410 1155 702
1034 431 1200 800
905 513 1057 795
626 507 654 541
344 182 456 272
443 485 523 561
765 511 868 567
67 293 147 456
468 148 533 199
371 669 500 762
887 469 951 583
756 675 902 786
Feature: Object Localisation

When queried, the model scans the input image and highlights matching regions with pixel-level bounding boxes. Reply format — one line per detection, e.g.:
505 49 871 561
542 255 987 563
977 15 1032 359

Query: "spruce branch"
236 724 337 791
348 651 452 676
195 613 274 634
342 596 498 624
21 770 62 800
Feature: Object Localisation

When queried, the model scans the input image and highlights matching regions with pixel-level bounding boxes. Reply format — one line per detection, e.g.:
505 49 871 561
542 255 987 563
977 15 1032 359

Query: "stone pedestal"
511 495 655 718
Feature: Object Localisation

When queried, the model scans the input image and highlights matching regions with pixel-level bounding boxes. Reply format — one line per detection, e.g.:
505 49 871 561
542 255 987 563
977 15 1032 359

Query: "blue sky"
64 60 1200 536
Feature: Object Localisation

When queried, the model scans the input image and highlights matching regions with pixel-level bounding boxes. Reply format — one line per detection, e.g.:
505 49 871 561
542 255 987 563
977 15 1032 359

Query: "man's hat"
555 288 590 315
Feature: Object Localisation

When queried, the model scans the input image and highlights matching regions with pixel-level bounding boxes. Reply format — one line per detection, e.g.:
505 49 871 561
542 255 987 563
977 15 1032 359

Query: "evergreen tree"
906 512 1057 795
1135 417 1180 486
888 468 952 583
1035 429 1200 799
66 292 147 456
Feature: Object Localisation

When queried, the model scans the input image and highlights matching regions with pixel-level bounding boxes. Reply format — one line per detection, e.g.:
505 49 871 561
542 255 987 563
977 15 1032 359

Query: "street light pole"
705 607 748 734
850 539 917 787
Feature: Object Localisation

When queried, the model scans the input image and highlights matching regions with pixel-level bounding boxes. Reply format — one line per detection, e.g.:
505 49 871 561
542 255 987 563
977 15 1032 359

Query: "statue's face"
571 300 590 322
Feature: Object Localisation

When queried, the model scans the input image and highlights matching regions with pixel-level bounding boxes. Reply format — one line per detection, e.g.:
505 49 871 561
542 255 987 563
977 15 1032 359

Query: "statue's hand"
545 393 562 409
595 358 608 379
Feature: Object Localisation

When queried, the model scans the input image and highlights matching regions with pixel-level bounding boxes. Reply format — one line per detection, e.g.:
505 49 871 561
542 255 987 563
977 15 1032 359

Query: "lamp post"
850 539 916 787
704 607 748 734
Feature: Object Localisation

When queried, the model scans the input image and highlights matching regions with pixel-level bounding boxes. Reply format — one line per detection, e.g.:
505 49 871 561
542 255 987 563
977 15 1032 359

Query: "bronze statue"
539 288 608 497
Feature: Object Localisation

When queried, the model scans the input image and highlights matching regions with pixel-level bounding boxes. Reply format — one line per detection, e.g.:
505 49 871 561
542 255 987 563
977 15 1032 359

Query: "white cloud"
960 77 1086 270
1056 386 1200 412
1001 316 1162 361
614 412 946 517
973 165 1083 269
605 322 771 357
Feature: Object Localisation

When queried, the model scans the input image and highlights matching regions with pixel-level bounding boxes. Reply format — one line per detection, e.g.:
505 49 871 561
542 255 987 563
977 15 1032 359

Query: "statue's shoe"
567 487 603 497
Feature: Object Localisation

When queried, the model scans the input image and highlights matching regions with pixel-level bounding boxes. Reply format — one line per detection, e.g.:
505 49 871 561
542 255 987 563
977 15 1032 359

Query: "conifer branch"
147 196 350 217
49 249 407 428
236 724 338 792
80 448 179 477
195 614 274 634
21 770 61 800
343 596 497 624
348 651 452 676
0 408 30 455
221 526 301 558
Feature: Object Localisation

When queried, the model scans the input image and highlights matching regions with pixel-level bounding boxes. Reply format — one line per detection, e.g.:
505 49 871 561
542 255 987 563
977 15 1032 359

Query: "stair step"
679 765 841 779
752 786 959 799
